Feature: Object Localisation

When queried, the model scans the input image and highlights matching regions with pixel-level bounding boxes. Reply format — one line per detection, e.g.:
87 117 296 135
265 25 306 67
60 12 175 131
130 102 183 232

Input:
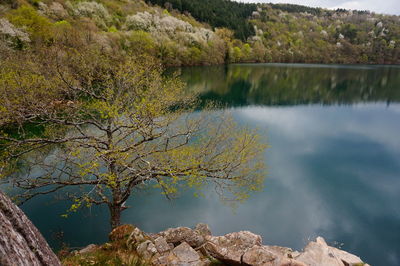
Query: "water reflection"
15 64 400 266
178 64 400 106
127 104 400 266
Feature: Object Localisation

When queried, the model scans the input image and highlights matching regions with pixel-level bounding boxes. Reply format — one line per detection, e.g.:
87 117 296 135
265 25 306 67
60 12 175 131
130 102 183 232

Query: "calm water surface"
19 64 400 266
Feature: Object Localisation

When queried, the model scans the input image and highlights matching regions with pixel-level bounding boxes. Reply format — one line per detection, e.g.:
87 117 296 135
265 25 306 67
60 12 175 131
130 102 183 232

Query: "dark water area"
14 64 400 266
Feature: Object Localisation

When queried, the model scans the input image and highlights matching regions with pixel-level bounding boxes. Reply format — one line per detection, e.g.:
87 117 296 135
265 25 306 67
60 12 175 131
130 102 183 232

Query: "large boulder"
242 245 277 265
0 191 61 266
160 226 205 248
165 242 205 266
136 240 158 260
204 231 262 264
154 236 173 253
295 237 368 266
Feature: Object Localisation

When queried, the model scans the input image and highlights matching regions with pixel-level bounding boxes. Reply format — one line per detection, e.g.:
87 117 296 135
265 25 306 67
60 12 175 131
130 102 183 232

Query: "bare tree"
0 49 266 229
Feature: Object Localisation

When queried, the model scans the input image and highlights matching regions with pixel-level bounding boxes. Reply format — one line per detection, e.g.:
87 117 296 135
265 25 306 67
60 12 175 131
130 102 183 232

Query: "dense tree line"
145 0 256 40
0 0 399 66
269 3 323 16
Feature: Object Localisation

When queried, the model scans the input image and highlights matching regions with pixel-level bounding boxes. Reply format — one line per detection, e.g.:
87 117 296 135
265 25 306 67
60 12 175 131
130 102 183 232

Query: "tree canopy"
145 0 256 40
0 48 266 229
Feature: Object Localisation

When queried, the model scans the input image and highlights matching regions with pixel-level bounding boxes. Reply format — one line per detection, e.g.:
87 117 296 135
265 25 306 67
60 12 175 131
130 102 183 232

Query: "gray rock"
154 236 171 253
166 242 205 266
0 191 61 266
195 223 212 236
172 242 200 262
296 237 366 266
204 231 262 264
128 225 369 266
263 245 293 258
161 227 205 248
127 227 148 250
242 246 277 265
136 240 158 260
78 244 98 255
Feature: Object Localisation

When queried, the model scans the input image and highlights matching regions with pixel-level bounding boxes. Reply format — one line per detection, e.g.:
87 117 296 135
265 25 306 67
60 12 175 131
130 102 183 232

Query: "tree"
0 49 266 229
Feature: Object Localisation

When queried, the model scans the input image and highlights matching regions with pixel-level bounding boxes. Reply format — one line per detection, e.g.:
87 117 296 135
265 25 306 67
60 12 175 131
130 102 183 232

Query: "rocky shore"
71 224 369 266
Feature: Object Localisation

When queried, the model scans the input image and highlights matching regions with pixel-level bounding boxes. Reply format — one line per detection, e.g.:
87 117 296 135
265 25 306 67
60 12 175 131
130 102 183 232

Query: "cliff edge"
64 224 369 266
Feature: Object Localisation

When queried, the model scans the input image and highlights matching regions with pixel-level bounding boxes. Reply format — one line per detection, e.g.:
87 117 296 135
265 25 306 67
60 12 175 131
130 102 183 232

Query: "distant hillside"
250 4 400 63
0 0 399 64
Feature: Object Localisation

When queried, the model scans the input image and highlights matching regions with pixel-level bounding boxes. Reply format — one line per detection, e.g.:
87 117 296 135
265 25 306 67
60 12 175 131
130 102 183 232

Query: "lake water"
17 64 400 266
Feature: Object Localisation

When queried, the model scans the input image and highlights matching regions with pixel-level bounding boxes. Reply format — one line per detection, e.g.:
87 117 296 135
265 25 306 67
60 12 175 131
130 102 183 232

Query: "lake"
17 64 400 266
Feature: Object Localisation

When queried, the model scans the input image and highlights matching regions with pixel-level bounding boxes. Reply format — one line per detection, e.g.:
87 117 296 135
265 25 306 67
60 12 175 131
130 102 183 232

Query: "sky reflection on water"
18 64 400 266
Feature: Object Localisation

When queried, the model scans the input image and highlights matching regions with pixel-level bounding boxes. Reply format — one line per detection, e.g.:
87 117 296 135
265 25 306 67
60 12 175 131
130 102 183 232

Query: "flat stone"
154 236 171 253
160 227 205 248
296 237 365 266
172 242 200 263
242 246 276 265
204 231 262 264
78 244 98 255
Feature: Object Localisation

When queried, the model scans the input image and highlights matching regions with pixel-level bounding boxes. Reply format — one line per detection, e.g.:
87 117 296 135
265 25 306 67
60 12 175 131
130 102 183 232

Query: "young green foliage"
0 50 267 229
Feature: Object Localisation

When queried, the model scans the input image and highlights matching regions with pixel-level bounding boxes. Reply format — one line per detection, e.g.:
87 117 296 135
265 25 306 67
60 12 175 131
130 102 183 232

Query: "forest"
0 0 399 65
145 0 256 40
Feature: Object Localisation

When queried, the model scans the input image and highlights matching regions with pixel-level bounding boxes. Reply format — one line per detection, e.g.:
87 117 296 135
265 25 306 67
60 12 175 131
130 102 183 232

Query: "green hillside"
0 0 399 64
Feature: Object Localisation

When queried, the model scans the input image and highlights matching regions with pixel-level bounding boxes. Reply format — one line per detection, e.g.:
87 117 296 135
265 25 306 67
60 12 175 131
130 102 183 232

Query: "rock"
277 258 307 266
64 223 371 266
127 227 149 250
136 240 158 260
78 244 98 255
242 245 308 266
204 231 262 264
263 246 294 258
166 242 204 266
172 242 200 261
154 236 171 253
160 227 205 248
0 191 61 266
195 223 212 236
330 246 367 266
152 253 169 265
296 237 366 266
242 246 277 265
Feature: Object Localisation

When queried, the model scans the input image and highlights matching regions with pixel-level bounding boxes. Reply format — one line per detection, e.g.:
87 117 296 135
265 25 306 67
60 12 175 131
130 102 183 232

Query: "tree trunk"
109 204 122 230
0 190 61 266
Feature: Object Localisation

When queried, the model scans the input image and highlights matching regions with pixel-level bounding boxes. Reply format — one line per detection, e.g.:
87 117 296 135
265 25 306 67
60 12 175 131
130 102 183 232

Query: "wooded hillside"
0 0 399 66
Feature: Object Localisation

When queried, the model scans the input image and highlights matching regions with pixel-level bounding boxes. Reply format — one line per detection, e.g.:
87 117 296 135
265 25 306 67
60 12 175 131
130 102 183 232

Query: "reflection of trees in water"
180 65 400 106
